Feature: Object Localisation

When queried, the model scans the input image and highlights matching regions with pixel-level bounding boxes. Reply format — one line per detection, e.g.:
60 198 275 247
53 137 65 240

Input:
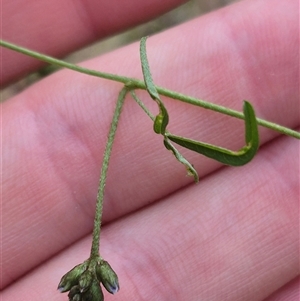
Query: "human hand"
2 0 299 300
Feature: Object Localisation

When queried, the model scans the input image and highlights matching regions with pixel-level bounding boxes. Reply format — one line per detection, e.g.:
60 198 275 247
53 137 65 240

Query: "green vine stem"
1 39 299 139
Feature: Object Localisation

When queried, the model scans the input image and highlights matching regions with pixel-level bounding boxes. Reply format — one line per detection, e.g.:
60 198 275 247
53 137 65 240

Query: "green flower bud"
82 279 103 301
71 295 81 301
79 270 93 293
68 285 81 301
96 260 119 294
58 261 88 293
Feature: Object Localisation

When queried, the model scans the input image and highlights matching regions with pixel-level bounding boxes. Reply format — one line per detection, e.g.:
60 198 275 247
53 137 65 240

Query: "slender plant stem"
90 87 128 257
154 88 300 139
1 39 299 139
0 40 132 84
130 90 155 121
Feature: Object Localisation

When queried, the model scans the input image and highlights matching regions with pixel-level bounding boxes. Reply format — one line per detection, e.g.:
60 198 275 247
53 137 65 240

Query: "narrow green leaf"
140 36 169 134
140 36 160 101
164 138 199 182
166 101 259 166
243 100 259 150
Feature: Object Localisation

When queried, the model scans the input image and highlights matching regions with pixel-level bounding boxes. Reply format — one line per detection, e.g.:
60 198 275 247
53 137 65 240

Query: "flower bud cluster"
58 258 119 301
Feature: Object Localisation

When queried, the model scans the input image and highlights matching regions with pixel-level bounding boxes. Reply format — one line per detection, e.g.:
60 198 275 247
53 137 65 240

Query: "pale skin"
2 0 299 300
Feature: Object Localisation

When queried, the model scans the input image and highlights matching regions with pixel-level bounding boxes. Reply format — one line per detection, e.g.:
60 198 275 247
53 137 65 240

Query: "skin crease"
2 0 299 300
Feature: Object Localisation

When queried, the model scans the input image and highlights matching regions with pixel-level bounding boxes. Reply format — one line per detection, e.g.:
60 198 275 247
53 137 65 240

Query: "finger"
2 0 186 85
262 277 300 301
2 0 299 289
3 133 299 300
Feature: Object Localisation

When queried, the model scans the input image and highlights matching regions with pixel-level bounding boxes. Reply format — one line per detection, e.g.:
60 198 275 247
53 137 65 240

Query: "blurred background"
1 0 238 101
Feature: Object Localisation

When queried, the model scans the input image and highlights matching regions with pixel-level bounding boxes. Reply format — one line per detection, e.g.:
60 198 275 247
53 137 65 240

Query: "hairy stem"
130 90 155 121
90 87 128 257
1 39 299 139
0 40 131 85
